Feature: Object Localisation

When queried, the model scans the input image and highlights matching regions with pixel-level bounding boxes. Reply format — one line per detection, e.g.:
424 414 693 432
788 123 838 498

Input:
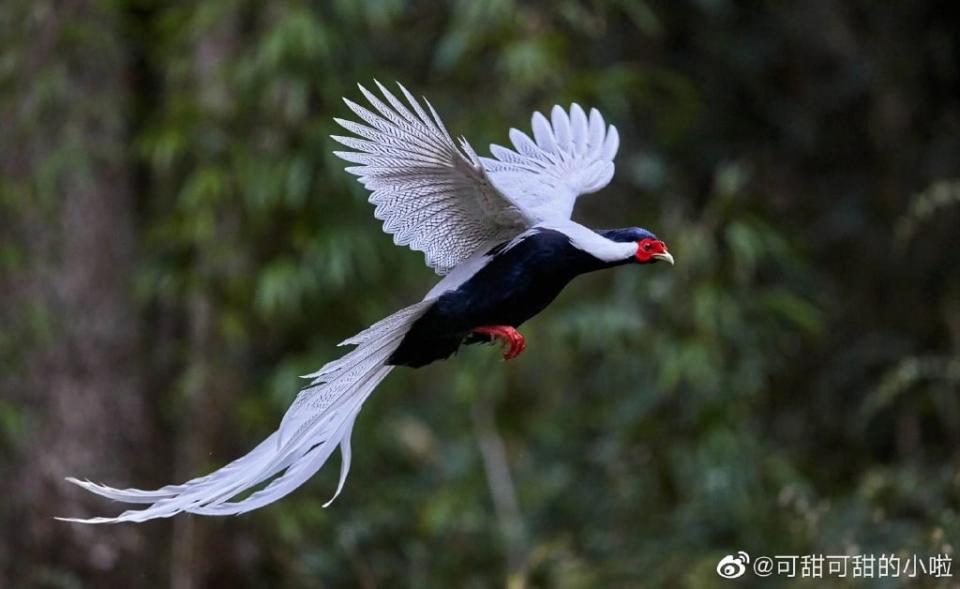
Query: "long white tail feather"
281 302 430 440
59 301 431 524
280 335 400 442
62 431 286 504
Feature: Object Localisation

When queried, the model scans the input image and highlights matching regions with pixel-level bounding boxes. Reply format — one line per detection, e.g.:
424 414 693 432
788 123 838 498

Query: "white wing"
479 104 620 223
332 82 528 275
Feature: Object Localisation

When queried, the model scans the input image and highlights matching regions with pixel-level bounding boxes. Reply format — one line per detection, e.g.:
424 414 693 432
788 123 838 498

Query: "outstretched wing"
479 104 620 223
332 82 528 275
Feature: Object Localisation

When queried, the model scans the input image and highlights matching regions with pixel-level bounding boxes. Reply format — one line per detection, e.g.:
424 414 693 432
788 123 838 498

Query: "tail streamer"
58 301 432 524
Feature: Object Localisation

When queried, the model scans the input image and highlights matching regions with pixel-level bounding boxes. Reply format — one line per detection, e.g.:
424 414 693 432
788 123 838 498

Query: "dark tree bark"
0 0 153 585
167 15 243 589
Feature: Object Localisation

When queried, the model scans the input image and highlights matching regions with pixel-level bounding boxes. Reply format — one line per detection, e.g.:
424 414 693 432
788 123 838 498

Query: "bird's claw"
471 325 526 360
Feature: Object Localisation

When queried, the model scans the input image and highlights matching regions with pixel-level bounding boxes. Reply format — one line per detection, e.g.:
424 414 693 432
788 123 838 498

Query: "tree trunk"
0 0 153 585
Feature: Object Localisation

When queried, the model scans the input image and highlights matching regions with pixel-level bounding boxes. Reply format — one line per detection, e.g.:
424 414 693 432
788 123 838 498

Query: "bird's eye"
644 243 652 250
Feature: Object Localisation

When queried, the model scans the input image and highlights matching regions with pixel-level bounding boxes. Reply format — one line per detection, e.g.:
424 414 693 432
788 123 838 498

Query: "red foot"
472 325 526 360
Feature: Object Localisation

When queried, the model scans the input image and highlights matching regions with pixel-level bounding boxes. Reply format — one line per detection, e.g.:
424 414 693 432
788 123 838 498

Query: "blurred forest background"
1 0 959 587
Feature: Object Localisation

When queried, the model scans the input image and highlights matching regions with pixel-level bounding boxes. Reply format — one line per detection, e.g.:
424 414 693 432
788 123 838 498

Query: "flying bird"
61 82 673 523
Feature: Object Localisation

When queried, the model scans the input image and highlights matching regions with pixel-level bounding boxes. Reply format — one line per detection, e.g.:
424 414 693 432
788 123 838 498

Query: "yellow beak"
652 252 675 265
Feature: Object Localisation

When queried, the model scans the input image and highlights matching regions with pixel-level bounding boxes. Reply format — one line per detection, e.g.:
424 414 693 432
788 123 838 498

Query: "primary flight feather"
61 82 673 523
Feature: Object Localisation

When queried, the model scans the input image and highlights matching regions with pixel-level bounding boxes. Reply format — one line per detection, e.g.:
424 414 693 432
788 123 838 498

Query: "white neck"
538 219 636 263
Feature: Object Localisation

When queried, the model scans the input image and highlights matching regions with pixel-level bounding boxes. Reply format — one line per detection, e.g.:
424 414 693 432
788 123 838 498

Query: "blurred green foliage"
1 0 959 587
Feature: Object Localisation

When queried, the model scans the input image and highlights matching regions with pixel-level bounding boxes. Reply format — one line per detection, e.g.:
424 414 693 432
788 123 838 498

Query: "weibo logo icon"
716 551 750 579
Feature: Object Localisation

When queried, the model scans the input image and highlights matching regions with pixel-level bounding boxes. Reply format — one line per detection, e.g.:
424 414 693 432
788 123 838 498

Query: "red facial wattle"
635 238 670 263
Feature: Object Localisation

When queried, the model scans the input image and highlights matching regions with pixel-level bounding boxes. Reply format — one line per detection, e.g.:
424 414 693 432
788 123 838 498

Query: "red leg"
472 325 526 360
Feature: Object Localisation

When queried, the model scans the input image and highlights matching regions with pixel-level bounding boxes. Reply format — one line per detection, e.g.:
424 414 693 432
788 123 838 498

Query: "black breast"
389 229 607 368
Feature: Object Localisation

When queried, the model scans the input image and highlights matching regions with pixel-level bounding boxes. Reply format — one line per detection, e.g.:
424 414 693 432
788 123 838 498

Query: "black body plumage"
389 227 654 367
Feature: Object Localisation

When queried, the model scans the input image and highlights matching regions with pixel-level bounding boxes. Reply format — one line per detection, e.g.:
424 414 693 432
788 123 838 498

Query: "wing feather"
334 83 527 274
480 103 620 223
551 105 572 152
570 103 588 151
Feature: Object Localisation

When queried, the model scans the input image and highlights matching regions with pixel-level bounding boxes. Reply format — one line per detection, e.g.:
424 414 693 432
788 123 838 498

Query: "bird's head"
598 227 674 266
